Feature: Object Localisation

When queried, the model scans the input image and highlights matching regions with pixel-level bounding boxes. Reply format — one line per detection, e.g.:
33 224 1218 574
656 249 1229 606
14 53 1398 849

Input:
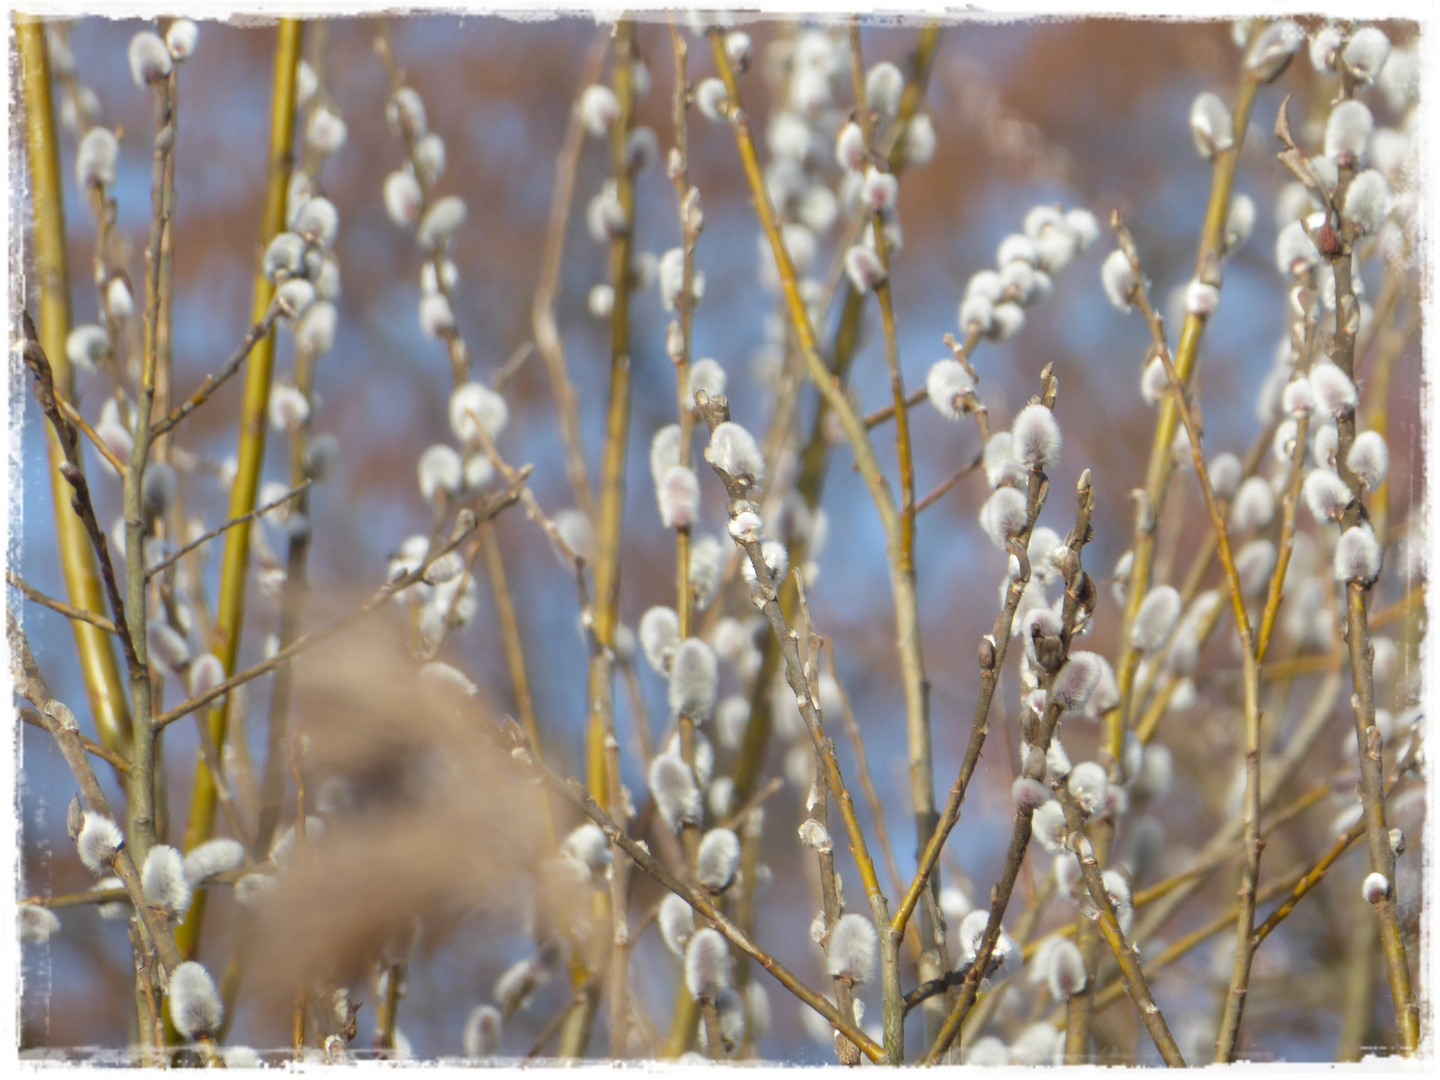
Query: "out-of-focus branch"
177 17 304 961
17 16 133 753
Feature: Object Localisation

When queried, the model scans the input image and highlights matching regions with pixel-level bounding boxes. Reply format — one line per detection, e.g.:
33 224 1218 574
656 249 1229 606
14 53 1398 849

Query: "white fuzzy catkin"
659 893 696 957
959 288 995 335
169 961 224 1039
826 913 878 984
1010 1023 1062 1066
695 77 728 121
690 535 724 609
463 1004 502 1058
128 31 172 85
1225 193 1256 253
76 127 119 189
1347 431 1389 490
1101 249 1137 312
983 432 1026 489
1068 762 1109 817
835 120 868 171
1052 652 1102 711
166 19 199 61
559 823 611 873
276 278 316 319
20 903 61 943
688 358 727 404
1008 406 1065 469
420 292 457 339
183 838 245 884
979 487 1028 548
669 639 719 720
142 844 192 918
1185 280 1220 317
649 425 682 491
306 107 347 155
1031 800 1069 854
861 166 898 212
66 324 110 374
267 385 310 431
1344 170 1391 236
1334 526 1381 583
384 171 423 226
706 422 765 486
1207 452 1243 501
291 196 339 248
1362 871 1390 904
449 382 508 444
1235 539 1277 598
1102 869 1134 934
1325 100 1373 164
579 84 620 136
147 620 190 672
695 828 741 891
926 359 973 420
1302 468 1352 523
1132 585 1182 651
1190 92 1234 159
649 753 702 831
1012 777 1048 810
1275 220 1321 277
417 444 463 503
1046 938 1087 999
865 60 904 118
798 818 833 852
903 112 937 167
639 606 681 673
1282 377 1315 417
1310 25 1343 72
1244 19 1303 82
685 928 732 1000
989 302 1026 341
1343 27 1391 84
657 466 700 529
844 245 887 292
1230 476 1276 532
295 301 338 356
417 195 467 251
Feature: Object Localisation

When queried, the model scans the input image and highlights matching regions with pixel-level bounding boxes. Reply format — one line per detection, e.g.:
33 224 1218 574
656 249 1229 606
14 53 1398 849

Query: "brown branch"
8 571 120 635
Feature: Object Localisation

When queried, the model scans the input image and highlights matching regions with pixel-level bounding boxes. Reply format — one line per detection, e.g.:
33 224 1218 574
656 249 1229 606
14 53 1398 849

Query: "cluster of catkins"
374 75 517 650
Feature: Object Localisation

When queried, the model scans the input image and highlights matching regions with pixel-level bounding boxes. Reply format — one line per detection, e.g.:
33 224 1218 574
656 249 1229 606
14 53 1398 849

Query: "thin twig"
144 480 311 582
8 571 119 635
1054 786 1185 1067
